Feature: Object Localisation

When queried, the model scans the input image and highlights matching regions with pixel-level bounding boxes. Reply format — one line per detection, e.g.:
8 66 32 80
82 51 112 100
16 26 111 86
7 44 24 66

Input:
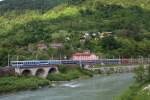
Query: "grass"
47 65 94 81
115 83 150 100
0 76 49 94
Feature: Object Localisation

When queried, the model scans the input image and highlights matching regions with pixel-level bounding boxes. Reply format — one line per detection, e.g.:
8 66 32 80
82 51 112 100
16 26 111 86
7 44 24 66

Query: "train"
10 59 122 68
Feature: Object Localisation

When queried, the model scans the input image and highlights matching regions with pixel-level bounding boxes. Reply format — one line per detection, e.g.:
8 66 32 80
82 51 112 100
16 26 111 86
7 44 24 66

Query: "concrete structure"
15 66 58 78
87 65 138 74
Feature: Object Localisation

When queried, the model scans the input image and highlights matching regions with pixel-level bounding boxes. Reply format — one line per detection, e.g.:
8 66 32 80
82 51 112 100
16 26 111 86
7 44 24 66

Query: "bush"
47 66 94 81
58 65 68 73
116 65 150 100
0 76 49 94
79 69 94 77
134 65 150 83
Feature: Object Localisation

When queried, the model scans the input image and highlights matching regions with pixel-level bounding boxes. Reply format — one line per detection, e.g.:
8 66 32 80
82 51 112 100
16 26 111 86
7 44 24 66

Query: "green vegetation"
0 76 49 94
47 65 94 81
115 83 150 100
0 0 149 66
115 65 150 100
0 65 95 93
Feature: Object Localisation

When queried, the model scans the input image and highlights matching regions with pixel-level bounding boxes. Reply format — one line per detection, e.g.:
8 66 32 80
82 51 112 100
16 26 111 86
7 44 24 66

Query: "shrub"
0 76 49 93
134 65 150 83
47 66 94 81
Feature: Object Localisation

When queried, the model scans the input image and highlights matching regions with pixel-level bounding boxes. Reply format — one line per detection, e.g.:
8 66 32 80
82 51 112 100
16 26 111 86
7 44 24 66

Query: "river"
0 73 134 100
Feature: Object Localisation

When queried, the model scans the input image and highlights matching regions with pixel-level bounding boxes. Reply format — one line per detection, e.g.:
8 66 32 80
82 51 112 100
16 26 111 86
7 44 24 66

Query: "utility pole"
130 56 133 65
148 55 150 64
8 54 10 67
36 54 38 60
17 55 19 68
17 55 21 76
119 55 121 65
138 56 141 65
59 54 62 60
141 56 144 65
51 54 54 60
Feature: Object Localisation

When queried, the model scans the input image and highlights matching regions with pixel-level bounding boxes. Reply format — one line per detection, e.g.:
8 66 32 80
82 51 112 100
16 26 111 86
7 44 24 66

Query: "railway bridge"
10 59 149 78
14 65 58 78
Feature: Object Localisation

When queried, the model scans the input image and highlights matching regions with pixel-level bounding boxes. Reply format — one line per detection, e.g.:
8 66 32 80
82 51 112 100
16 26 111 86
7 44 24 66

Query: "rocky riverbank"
87 65 146 74
0 67 15 76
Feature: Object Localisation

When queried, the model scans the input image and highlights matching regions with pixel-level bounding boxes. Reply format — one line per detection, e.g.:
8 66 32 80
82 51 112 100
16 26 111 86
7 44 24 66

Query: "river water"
0 73 134 100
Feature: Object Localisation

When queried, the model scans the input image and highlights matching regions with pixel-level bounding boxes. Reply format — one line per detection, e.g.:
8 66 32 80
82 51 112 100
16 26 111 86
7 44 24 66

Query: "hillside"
0 0 150 66
0 0 67 14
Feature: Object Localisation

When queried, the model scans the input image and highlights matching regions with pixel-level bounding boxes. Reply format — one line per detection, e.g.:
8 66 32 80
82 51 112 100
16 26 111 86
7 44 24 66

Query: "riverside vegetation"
115 65 150 100
0 76 49 94
0 65 95 94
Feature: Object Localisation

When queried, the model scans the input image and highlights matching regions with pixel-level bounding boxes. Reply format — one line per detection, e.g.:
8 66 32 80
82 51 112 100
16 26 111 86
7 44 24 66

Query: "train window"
13 62 17 64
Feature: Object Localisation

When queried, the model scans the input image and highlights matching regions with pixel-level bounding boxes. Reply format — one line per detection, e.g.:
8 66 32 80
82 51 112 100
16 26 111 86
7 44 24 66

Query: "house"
37 43 48 50
50 43 63 49
99 32 113 38
80 37 86 43
71 52 99 60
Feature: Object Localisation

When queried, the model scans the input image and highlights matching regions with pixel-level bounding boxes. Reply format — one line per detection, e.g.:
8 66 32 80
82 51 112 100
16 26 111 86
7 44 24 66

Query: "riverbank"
0 76 49 94
0 73 134 100
115 65 150 100
0 66 95 94
115 83 150 100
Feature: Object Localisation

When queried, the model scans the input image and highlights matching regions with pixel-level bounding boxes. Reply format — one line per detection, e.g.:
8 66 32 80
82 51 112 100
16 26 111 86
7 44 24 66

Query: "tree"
101 36 121 51
134 65 150 83
134 65 146 83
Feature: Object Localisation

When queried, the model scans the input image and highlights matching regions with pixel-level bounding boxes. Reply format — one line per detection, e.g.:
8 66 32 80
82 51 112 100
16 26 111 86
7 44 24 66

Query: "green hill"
0 0 149 66
0 0 67 14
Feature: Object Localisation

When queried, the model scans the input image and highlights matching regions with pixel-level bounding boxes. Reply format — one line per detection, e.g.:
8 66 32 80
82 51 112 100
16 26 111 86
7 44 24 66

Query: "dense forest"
0 0 150 66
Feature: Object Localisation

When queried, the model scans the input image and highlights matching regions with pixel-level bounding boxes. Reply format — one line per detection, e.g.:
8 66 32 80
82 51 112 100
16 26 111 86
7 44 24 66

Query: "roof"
51 43 62 47
72 52 96 56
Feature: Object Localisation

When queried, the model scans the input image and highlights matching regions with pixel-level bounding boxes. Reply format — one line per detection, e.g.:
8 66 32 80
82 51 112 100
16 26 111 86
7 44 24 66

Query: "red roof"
72 52 95 56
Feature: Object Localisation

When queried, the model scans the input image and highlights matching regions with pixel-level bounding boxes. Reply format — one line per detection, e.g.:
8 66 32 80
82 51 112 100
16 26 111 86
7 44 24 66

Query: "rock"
143 85 150 91
0 67 15 76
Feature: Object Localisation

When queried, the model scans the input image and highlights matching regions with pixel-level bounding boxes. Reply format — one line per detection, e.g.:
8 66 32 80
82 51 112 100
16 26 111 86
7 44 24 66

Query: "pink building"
71 52 98 60
50 43 63 49
37 43 48 50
